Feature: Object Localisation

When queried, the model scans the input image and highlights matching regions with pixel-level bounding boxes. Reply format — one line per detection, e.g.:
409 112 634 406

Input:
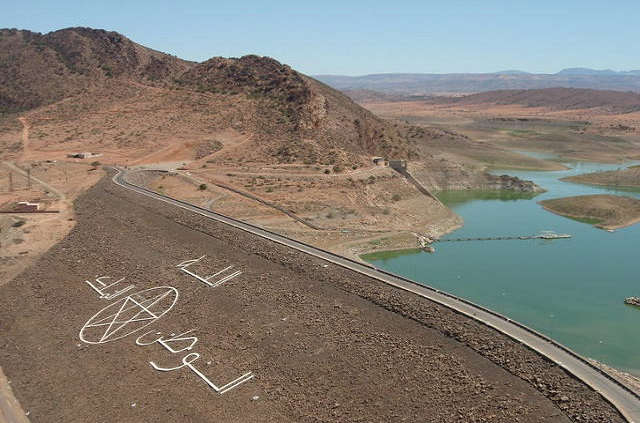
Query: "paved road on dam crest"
113 167 640 423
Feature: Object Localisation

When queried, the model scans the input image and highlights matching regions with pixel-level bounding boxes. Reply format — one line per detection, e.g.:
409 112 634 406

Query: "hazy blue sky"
2 0 639 75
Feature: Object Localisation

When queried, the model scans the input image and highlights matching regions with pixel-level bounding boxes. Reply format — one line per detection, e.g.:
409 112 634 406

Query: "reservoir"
364 158 640 376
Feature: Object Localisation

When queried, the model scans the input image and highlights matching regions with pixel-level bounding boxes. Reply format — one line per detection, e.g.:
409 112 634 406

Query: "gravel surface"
0 174 625 422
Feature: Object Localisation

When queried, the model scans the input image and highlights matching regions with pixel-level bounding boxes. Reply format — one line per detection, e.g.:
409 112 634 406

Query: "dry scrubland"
0 161 103 285
143 164 460 259
359 100 640 166
539 194 640 229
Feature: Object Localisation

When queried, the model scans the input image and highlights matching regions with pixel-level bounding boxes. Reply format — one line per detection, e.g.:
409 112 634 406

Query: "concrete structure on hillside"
67 152 102 159
389 159 407 170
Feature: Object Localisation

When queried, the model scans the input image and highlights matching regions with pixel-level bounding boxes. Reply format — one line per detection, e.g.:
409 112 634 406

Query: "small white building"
16 201 40 212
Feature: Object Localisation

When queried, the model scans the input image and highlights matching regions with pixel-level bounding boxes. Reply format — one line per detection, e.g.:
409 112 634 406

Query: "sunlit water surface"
365 157 640 375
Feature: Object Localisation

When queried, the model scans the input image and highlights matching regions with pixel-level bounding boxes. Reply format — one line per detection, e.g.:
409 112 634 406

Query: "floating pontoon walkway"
436 233 571 242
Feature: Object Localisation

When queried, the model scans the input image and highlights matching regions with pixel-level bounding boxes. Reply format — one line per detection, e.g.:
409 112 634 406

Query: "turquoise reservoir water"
365 159 640 375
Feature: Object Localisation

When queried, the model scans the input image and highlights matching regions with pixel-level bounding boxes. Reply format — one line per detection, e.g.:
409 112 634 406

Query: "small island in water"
539 194 640 230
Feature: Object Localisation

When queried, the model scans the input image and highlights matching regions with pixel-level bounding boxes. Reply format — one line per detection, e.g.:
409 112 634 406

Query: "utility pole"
8 171 13 192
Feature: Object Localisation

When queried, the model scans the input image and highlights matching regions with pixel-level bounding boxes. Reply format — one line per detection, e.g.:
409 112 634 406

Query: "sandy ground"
0 173 626 422
0 366 29 423
140 167 461 261
0 161 103 285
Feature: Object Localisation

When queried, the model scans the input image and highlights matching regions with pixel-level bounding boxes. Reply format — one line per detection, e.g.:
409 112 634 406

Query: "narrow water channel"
364 157 640 375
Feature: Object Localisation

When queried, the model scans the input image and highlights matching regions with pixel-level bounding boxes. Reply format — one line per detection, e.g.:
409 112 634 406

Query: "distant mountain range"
556 68 640 76
314 68 640 95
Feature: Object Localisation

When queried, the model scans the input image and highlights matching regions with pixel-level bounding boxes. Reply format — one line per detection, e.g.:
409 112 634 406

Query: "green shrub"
198 183 207 190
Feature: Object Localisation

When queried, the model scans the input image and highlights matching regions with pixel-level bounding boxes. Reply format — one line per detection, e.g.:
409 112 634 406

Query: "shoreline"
350 221 464 262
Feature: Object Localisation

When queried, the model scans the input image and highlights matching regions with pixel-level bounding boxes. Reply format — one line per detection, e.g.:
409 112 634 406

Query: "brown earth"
358 100 640 165
0 27 419 166
432 88 640 114
563 165 640 189
539 194 640 229
0 366 29 423
0 27 549 258
138 162 461 260
0 161 103 285
0 173 625 422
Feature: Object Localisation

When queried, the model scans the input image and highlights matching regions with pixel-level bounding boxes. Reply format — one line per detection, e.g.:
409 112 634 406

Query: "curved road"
113 168 640 422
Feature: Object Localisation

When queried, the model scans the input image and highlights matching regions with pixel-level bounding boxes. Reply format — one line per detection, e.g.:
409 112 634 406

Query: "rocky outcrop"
625 297 640 307
483 174 544 192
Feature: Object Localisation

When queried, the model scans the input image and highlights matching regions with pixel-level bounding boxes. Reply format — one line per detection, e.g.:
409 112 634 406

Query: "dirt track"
0 173 625 422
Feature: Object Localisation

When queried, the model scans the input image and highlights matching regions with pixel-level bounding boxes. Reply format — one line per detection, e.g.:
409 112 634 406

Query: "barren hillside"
433 88 640 113
0 27 546 260
0 28 193 113
0 27 421 167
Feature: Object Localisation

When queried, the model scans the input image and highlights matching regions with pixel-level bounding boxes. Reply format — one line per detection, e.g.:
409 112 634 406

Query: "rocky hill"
0 27 420 166
0 28 193 113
